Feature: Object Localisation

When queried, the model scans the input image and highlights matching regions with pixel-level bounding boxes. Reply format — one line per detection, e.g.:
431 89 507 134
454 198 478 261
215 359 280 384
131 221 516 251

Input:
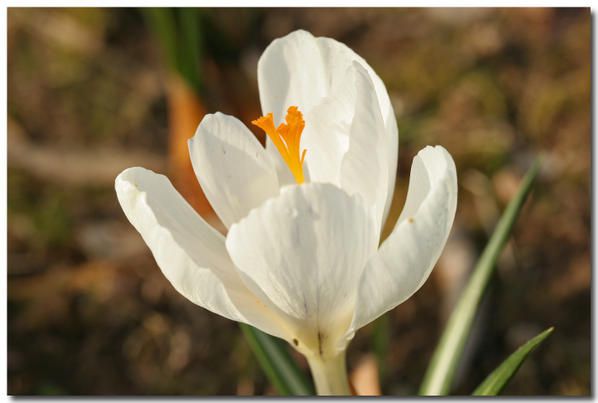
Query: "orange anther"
253 106 307 184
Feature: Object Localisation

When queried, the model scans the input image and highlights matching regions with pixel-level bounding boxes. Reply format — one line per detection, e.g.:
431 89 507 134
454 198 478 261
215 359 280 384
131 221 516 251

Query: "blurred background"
7 8 590 395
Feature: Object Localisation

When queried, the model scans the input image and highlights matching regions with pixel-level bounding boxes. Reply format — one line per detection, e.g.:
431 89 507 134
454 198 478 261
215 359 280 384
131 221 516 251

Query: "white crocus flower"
115 30 457 395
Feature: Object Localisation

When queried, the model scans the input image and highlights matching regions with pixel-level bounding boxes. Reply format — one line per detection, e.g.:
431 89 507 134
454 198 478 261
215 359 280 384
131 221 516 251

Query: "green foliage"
142 8 203 93
473 327 554 396
372 313 390 384
240 324 314 396
419 160 541 395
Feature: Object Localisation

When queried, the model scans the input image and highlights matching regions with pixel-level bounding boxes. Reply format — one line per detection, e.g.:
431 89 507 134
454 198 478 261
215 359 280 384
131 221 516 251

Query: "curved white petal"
225 183 377 355
115 167 290 339
299 65 353 186
316 37 398 225
189 113 279 228
257 29 398 224
258 30 329 124
349 146 458 333
340 62 389 230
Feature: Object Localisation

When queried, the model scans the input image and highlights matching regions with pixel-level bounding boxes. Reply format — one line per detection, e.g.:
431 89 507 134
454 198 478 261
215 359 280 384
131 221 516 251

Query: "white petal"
340 62 389 230
349 146 458 333
316 36 398 225
225 183 377 354
258 30 329 124
300 66 353 186
257 30 398 222
188 113 279 228
115 167 290 339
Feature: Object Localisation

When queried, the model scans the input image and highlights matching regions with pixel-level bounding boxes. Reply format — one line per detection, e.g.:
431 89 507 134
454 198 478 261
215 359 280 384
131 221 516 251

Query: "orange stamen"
252 106 307 184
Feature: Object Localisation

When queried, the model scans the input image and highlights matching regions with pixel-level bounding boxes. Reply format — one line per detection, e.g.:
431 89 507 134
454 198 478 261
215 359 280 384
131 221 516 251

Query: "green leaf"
419 160 541 396
175 8 203 93
142 9 178 71
142 8 203 93
240 324 314 395
372 313 390 384
473 327 554 396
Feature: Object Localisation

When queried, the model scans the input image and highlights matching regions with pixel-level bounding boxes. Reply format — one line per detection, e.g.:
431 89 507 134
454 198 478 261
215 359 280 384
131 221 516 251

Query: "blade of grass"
142 8 203 93
419 160 541 395
473 327 554 396
372 313 390 385
142 9 178 71
240 324 314 396
176 8 203 93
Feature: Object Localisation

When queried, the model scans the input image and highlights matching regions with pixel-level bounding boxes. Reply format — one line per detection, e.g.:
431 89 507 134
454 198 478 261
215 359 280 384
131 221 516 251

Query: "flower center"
252 106 307 184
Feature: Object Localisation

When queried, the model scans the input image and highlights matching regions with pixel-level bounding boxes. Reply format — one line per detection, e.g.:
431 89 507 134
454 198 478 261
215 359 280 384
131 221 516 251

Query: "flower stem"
306 352 351 395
